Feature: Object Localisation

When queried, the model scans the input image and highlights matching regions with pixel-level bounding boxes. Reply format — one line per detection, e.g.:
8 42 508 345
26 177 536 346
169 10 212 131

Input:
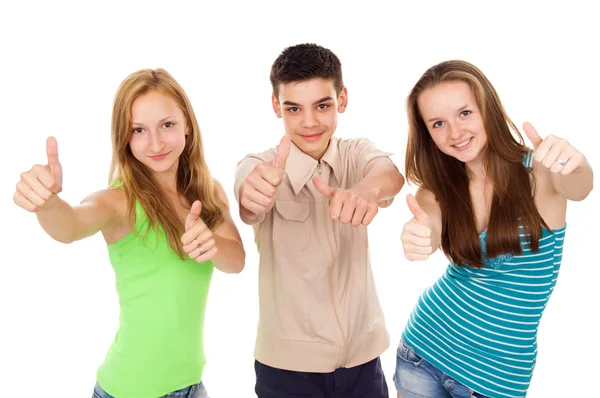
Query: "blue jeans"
393 339 489 398
92 381 209 398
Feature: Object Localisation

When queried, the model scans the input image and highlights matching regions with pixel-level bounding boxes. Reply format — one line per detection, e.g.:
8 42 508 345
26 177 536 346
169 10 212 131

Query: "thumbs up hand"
524 122 587 175
14 137 64 212
240 135 292 216
181 200 218 263
313 176 380 227
401 194 433 261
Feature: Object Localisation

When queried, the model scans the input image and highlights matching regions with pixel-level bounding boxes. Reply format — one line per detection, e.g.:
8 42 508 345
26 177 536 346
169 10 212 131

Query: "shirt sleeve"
350 138 394 178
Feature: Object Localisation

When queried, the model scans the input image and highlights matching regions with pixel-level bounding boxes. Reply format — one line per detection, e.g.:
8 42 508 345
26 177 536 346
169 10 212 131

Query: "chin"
145 162 178 174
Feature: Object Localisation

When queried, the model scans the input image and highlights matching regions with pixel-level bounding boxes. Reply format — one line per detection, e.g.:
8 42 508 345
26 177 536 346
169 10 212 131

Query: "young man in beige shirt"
234 43 405 398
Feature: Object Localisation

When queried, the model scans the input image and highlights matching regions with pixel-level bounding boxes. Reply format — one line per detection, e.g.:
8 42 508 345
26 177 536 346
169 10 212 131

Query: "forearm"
211 234 246 274
552 163 594 201
36 196 84 243
355 163 405 206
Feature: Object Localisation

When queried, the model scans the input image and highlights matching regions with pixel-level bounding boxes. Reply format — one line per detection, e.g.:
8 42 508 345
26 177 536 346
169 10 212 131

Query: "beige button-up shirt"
234 137 393 372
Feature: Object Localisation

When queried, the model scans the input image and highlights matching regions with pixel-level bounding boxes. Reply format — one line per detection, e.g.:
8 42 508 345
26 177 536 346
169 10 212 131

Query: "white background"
1 1 598 397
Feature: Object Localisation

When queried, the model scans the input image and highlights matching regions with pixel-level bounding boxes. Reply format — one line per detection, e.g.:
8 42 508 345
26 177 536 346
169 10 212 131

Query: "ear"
272 94 282 118
185 125 190 136
337 86 348 113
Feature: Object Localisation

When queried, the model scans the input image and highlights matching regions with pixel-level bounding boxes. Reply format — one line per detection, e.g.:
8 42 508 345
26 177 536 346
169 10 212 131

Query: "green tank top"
96 198 213 398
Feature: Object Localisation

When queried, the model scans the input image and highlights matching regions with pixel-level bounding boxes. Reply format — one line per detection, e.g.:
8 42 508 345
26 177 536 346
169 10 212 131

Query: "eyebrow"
132 116 179 126
282 97 334 107
427 104 469 123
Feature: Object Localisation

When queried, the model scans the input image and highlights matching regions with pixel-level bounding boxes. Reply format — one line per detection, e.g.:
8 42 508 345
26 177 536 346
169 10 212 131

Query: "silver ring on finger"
556 159 567 165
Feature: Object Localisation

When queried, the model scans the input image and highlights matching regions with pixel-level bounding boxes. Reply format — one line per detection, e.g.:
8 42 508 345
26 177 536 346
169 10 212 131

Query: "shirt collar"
285 137 342 195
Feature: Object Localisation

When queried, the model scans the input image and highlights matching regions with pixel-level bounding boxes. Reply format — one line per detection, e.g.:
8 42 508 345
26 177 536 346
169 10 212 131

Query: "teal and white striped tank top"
402 152 566 398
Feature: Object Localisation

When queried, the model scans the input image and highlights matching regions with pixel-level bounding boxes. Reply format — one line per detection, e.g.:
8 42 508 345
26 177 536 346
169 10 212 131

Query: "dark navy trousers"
255 357 389 398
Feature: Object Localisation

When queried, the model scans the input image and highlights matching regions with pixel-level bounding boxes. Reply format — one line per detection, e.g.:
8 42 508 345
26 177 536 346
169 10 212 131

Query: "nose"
301 109 318 129
448 122 462 139
148 130 165 153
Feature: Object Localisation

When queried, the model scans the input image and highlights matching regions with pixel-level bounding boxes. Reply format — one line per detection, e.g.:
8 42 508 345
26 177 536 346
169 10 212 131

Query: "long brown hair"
109 68 225 258
405 60 547 268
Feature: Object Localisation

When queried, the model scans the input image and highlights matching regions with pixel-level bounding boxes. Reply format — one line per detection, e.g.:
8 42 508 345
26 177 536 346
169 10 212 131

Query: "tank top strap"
522 149 535 169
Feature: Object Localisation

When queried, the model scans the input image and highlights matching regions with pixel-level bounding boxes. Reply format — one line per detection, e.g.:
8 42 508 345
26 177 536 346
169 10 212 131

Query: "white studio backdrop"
1 1 598 397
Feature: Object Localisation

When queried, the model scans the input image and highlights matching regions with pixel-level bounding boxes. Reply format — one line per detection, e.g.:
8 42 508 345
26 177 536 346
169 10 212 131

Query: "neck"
153 168 179 194
310 138 331 161
466 157 487 183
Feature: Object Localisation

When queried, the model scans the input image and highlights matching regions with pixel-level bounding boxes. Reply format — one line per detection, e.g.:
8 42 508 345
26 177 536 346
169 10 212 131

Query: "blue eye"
460 110 472 117
432 121 443 128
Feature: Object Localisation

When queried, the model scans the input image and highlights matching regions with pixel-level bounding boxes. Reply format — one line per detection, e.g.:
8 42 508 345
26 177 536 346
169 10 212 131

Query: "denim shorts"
92 381 209 398
393 338 490 398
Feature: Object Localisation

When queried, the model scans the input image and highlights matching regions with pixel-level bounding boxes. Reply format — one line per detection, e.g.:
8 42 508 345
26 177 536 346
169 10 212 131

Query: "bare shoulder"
82 187 127 213
82 187 130 233
213 179 230 208
415 186 437 204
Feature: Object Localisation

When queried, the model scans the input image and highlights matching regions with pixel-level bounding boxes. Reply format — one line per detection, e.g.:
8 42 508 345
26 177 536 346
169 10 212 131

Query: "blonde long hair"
109 68 225 258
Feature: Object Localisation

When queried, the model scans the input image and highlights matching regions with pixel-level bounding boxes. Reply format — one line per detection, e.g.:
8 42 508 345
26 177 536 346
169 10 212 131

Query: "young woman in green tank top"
13 68 246 398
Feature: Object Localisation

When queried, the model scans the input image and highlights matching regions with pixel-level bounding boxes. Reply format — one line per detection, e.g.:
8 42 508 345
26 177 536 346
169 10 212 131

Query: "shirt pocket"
273 200 311 251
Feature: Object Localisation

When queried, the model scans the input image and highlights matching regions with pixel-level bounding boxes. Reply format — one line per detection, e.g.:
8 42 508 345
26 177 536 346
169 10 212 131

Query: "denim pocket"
92 383 114 398
397 338 424 366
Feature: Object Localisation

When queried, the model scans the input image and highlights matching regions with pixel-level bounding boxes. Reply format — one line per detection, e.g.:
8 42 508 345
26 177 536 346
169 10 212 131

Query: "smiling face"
128 90 189 177
272 77 347 160
418 80 488 165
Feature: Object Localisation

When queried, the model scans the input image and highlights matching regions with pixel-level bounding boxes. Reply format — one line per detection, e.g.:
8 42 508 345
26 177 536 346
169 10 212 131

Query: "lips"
452 137 473 151
150 152 170 160
300 133 323 142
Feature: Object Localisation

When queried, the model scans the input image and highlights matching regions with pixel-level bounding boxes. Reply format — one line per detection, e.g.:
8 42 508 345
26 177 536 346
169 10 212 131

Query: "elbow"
236 248 247 273
223 247 246 274
396 172 406 192
570 187 593 202
389 168 405 195
569 180 594 202
230 256 246 274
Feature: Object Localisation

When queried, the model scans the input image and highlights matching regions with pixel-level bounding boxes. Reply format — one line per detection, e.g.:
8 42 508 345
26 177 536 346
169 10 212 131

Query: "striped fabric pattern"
402 152 566 397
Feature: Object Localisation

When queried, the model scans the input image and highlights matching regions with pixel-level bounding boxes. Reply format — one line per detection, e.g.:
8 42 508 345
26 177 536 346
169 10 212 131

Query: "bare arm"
35 190 121 243
524 122 594 201
355 157 405 207
181 181 246 274
312 156 405 227
210 183 246 274
548 160 594 201
14 136 119 243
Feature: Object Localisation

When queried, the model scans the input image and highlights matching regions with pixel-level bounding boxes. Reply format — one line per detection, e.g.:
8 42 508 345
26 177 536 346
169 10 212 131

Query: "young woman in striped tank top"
394 61 593 398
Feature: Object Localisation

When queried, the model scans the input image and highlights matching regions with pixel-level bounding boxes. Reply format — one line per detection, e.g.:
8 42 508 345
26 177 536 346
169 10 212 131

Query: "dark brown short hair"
270 43 343 98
